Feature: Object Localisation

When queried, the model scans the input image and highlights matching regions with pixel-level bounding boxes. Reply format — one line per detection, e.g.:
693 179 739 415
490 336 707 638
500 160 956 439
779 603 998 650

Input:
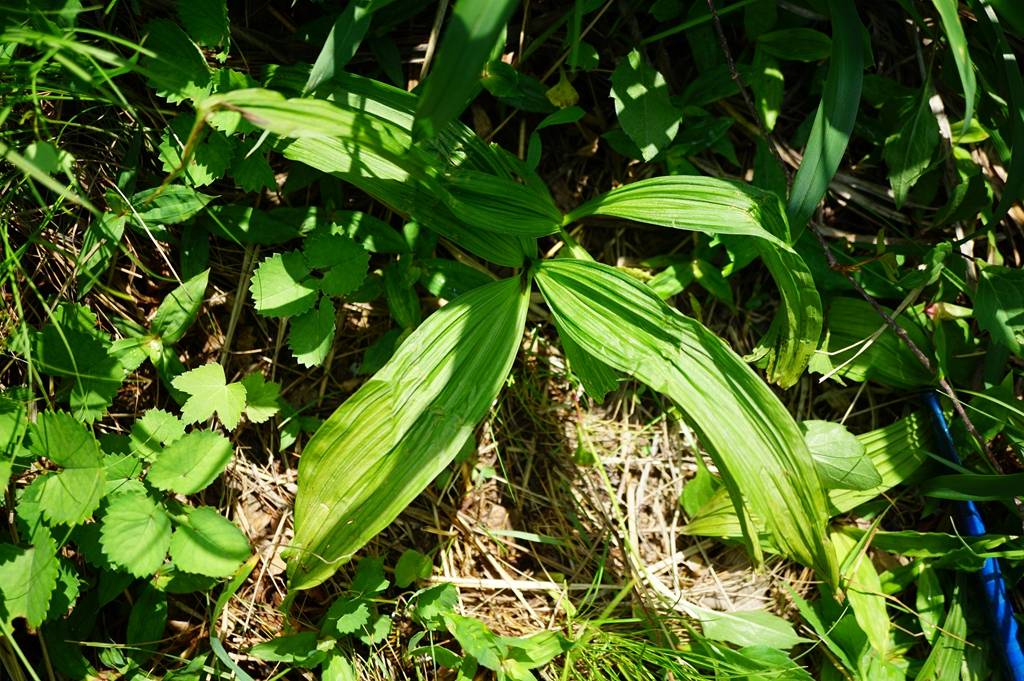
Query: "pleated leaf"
786 0 864 233
566 175 820 387
288 278 529 590
931 0 976 130
535 259 837 584
412 0 519 141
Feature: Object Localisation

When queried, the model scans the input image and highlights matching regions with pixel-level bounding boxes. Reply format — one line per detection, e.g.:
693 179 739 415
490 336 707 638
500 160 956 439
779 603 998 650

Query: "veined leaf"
27 412 106 526
974 264 1024 356
914 578 966 681
287 277 529 589
566 175 821 387
610 49 681 161
832 529 890 656
0 526 59 628
304 0 396 94
169 506 250 577
757 28 831 62
786 0 864 233
684 412 933 542
931 0 976 130
150 269 209 345
883 84 940 208
412 0 519 141
801 420 880 491
535 259 837 584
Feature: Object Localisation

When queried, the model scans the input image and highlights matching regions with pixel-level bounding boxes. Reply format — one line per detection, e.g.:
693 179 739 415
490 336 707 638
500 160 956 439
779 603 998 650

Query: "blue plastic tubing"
923 391 1024 680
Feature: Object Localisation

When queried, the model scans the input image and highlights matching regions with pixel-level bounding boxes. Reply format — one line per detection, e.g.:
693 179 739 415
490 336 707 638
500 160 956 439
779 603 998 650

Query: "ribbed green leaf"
786 0 864 233
832 530 890 656
566 175 820 387
931 0 976 129
201 83 533 267
412 0 519 141
535 259 837 584
684 412 933 541
914 578 966 681
288 278 529 590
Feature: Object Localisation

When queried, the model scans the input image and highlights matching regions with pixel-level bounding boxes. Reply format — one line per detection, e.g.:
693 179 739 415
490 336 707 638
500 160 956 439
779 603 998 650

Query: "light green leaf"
158 114 234 188
412 0 519 141
27 412 105 525
832 530 890 656
240 374 281 424
919 471 1024 501
0 527 59 628
610 49 680 161
500 630 573 670
757 28 831 61
250 632 326 667
289 298 337 367
130 409 186 462
147 430 234 495
172 363 248 429
786 0 864 233
931 0 975 130
974 264 1024 356
250 251 319 318
566 175 820 387
915 564 944 644
751 48 783 132
445 613 505 671
395 549 432 588
536 260 837 584
696 606 808 650
151 269 209 345
801 420 880 491
100 492 171 577
914 579 966 681
686 412 934 541
130 185 214 226
323 596 371 636
883 85 940 208
288 278 529 590
169 506 250 577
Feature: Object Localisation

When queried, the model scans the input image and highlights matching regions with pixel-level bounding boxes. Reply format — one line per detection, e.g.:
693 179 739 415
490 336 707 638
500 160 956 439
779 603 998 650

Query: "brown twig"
811 226 1002 473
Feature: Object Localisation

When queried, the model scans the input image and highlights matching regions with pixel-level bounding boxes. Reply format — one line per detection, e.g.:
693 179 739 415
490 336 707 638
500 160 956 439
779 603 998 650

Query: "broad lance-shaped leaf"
565 175 821 388
412 0 519 141
287 277 529 590
535 259 837 584
684 412 932 543
200 86 533 268
786 0 863 234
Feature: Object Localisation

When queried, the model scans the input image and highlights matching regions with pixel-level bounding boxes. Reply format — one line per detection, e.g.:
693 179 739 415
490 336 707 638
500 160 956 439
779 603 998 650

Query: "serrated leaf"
0 526 59 628
172 363 248 429
142 19 211 103
883 85 940 208
411 583 458 629
28 412 106 525
289 298 336 367
158 115 234 188
610 49 680 161
323 596 372 637
147 430 234 495
240 374 281 424
250 251 319 318
305 234 369 297
974 264 1024 356
100 492 171 577
231 147 276 193
178 0 229 47
130 409 186 462
801 420 880 491
169 506 250 577
150 269 209 345
288 278 529 590
395 549 432 588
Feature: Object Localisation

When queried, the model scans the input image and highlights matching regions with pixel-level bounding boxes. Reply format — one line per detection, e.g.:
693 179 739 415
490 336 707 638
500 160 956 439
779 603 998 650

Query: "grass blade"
412 0 519 141
786 0 864 233
287 277 529 590
536 259 837 585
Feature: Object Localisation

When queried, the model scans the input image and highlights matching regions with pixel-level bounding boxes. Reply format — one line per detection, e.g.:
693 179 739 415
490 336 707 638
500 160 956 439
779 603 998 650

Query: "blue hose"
924 391 1024 680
